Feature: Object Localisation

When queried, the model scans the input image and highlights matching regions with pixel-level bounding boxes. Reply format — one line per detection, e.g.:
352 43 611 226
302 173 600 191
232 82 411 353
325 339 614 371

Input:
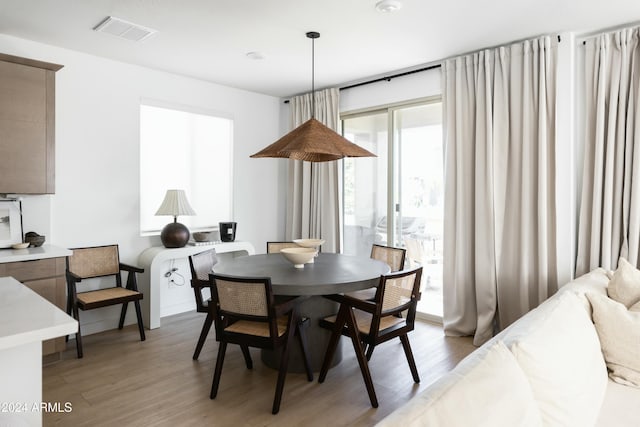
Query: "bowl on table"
292 238 325 249
193 232 211 242
280 247 317 269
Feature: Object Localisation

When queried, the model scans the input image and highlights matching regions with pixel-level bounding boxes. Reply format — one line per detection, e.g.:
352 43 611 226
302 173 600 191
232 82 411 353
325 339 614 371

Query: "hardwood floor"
43 311 475 426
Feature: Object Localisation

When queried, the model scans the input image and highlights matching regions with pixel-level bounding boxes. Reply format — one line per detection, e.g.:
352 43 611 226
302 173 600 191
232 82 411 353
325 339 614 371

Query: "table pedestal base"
262 296 341 373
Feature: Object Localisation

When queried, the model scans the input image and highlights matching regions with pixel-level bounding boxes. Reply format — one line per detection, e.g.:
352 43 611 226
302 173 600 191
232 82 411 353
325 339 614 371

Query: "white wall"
0 34 286 334
340 68 442 113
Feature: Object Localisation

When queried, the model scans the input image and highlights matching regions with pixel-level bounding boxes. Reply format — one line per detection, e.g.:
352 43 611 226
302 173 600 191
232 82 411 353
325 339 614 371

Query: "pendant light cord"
311 35 315 119
306 31 320 120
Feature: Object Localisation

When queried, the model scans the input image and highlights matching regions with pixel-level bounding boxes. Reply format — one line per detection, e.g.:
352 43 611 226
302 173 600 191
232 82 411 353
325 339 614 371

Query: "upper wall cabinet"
0 53 63 194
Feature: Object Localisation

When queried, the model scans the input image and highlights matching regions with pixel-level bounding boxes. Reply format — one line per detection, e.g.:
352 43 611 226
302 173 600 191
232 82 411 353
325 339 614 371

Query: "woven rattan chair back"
189 249 218 281
215 277 269 317
380 271 418 312
266 241 301 254
68 245 120 279
370 244 406 272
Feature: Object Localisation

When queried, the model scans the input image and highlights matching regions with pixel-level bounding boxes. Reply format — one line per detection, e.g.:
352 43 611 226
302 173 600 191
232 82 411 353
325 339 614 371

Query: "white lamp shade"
155 189 196 217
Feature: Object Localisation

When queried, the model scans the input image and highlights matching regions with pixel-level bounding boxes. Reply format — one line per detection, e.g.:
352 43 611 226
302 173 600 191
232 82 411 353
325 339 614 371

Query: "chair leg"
210 341 227 399
345 307 378 408
66 288 73 342
134 300 146 341
193 313 214 360
366 344 375 361
297 319 313 382
240 345 253 369
72 305 83 359
318 305 349 383
272 316 296 415
119 302 128 329
400 334 420 383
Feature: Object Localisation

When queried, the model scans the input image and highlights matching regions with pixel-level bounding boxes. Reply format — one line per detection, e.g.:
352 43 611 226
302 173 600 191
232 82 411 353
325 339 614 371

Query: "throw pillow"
587 292 640 388
508 291 608 427
608 257 640 307
376 341 542 427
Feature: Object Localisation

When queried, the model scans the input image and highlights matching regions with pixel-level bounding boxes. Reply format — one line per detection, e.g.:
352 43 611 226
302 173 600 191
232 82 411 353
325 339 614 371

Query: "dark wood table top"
212 253 390 296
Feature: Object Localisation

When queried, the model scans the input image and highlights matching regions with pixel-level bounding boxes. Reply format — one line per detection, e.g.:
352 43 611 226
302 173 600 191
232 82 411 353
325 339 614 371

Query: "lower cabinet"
0 257 67 356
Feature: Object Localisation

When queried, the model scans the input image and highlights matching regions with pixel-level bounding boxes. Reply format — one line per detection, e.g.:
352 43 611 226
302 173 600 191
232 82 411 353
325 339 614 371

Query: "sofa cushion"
507 291 607 427
608 257 640 307
557 267 609 315
375 341 541 427
595 379 640 426
587 292 640 387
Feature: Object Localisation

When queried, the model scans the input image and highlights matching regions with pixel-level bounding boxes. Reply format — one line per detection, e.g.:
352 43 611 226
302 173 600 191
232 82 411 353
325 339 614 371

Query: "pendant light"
250 31 376 163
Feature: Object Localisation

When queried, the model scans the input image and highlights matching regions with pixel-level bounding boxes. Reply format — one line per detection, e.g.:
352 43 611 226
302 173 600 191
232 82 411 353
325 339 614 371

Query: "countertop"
0 244 72 263
0 276 77 351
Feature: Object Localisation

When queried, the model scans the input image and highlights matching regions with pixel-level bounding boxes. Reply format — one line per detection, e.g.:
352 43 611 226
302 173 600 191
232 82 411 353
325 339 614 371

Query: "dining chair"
266 241 301 253
345 243 407 300
209 273 314 414
66 244 146 358
318 267 423 408
187 249 218 360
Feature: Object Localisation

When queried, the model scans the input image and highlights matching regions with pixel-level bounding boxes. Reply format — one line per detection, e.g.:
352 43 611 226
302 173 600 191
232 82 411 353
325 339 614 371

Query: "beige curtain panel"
285 88 341 253
576 28 640 275
443 36 559 346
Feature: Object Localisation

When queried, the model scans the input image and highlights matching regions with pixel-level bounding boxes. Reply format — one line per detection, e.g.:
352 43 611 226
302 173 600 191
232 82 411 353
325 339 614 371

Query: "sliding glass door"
342 99 444 318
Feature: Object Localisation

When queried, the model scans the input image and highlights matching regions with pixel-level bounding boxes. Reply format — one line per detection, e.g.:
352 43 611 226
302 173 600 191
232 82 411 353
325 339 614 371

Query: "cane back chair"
66 244 145 358
209 273 313 414
319 267 423 408
188 249 218 360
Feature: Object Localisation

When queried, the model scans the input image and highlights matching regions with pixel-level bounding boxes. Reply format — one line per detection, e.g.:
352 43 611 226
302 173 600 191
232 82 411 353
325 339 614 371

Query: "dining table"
212 252 390 372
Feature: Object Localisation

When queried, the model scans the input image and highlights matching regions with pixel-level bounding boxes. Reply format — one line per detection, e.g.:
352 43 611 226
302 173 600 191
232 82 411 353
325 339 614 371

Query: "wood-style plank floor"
43 312 475 426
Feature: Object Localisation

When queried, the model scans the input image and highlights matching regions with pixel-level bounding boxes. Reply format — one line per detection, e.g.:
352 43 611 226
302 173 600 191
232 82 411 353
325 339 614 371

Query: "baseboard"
417 311 443 324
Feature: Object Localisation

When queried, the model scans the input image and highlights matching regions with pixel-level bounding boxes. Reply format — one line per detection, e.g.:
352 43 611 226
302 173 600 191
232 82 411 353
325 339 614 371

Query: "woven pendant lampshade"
251 118 375 162
250 31 376 163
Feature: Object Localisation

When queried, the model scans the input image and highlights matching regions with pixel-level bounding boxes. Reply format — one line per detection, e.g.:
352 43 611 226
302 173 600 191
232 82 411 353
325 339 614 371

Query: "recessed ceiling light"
246 51 266 60
375 0 402 13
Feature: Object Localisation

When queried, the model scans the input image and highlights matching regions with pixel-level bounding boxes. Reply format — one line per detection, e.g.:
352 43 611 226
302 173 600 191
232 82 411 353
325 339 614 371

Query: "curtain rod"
283 63 441 103
339 63 442 91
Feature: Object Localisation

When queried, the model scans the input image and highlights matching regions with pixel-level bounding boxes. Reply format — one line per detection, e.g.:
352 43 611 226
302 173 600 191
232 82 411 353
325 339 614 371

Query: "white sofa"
377 268 640 427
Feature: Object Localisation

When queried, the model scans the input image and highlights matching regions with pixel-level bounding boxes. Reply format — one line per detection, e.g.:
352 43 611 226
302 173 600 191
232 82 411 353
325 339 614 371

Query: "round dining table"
213 252 390 372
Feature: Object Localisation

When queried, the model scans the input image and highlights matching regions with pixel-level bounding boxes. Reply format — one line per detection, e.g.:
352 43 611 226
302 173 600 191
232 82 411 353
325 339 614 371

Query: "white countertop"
0 244 72 263
0 276 77 351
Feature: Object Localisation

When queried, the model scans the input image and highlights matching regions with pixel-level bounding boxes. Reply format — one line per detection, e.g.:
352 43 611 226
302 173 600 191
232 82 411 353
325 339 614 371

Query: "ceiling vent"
93 16 157 42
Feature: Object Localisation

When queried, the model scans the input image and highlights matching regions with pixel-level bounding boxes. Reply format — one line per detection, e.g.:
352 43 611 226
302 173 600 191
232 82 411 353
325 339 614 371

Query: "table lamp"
155 189 196 248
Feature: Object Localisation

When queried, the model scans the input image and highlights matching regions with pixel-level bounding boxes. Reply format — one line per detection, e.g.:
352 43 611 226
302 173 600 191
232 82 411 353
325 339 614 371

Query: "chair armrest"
191 277 212 290
120 263 144 274
326 293 377 313
66 271 83 283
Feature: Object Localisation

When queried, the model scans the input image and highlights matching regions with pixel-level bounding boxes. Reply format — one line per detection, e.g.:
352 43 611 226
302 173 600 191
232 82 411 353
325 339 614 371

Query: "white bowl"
280 247 317 268
11 242 30 249
292 238 325 249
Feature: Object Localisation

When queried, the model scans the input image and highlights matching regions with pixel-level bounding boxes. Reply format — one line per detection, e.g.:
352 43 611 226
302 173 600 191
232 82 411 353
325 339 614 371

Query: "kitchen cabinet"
0 246 73 358
0 53 63 194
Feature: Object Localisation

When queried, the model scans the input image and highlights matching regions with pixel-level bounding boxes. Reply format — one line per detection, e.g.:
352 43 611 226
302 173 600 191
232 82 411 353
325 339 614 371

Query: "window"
342 98 444 318
140 103 233 235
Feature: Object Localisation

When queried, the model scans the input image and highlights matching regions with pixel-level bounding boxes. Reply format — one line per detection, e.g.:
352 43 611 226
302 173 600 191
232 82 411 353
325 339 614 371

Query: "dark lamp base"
160 222 190 248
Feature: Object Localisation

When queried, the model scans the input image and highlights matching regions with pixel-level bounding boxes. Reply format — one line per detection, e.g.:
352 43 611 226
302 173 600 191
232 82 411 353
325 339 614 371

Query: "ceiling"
1 0 639 98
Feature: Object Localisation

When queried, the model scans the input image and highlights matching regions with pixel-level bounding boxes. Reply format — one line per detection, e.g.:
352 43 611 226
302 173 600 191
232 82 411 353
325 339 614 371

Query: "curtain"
576 28 640 275
443 36 558 346
285 88 341 253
